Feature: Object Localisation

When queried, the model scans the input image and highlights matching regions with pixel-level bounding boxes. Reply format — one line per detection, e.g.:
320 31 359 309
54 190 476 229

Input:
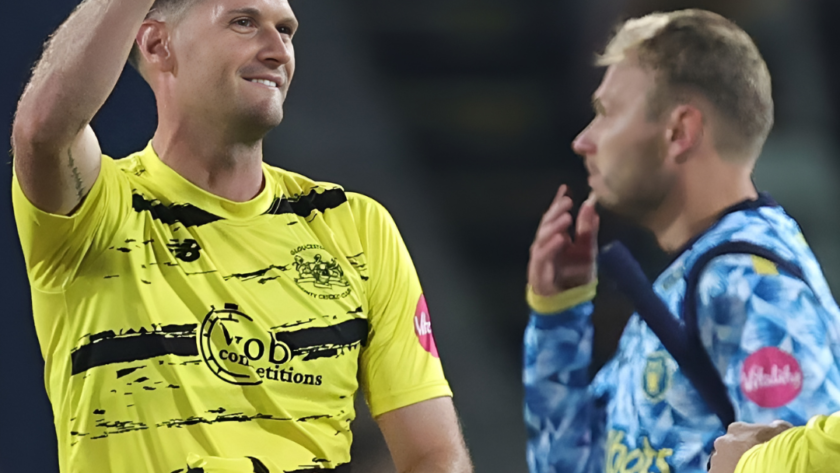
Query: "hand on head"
527 185 600 296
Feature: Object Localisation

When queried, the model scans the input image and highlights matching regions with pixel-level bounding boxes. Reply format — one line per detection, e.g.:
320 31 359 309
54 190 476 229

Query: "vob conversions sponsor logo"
199 303 321 387
291 244 351 300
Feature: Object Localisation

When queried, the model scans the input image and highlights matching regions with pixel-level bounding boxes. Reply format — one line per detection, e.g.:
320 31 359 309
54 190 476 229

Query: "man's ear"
665 104 704 164
136 20 175 74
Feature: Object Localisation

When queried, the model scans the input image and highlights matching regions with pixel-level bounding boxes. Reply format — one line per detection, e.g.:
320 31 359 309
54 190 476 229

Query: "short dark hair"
128 0 200 71
598 9 773 160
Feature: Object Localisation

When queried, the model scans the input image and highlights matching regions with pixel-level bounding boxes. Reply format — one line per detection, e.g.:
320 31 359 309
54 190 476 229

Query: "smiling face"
163 0 298 139
571 58 677 221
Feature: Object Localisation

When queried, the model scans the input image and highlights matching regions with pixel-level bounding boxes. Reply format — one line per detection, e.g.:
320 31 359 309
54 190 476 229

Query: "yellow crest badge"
643 351 671 403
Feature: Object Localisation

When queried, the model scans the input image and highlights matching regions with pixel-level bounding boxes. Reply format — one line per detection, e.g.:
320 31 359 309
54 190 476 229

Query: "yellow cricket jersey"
735 413 840 473
12 143 452 473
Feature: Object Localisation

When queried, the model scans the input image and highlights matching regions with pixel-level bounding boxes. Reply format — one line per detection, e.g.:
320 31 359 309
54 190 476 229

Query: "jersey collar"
137 141 278 222
665 191 779 263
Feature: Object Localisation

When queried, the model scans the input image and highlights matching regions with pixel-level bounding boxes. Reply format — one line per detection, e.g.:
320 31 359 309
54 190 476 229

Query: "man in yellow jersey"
709 415 840 472
10 1 472 472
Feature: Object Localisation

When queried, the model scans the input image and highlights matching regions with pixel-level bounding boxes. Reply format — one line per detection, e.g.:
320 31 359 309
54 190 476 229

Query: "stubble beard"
598 140 671 224
229 97 286 143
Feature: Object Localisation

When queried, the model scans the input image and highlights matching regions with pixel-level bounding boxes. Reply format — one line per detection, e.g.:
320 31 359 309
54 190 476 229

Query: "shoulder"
345 192 387 214
697 253 792 301
686 210 815 314
692 204 803 264
260 164 394 225
692 214 781 262
686 205 808 293
344 192 399 237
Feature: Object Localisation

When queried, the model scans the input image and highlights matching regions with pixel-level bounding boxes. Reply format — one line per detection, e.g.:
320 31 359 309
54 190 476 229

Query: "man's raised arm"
12 0 154 215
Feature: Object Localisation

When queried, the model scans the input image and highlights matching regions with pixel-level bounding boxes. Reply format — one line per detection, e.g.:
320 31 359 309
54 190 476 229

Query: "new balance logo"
168 239 202 262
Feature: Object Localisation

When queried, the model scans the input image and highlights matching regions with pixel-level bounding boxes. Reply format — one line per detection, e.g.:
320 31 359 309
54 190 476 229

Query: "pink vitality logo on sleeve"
414 295 439 358
740 347 803 408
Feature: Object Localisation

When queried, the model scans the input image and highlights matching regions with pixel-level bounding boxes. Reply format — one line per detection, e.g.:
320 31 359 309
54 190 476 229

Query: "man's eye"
233 18 255 28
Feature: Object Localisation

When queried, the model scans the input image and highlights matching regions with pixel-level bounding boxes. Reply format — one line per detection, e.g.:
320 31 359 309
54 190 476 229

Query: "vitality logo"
740 347 803 408
414 295 439 358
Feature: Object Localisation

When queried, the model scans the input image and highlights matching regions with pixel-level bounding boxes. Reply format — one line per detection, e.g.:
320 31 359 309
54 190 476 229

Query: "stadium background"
1 0 839 471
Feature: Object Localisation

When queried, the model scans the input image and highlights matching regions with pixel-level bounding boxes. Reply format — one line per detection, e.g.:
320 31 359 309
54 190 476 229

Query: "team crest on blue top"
643 351 671 402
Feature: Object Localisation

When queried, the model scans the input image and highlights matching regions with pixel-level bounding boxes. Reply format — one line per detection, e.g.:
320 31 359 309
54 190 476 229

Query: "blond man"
524 9 840 473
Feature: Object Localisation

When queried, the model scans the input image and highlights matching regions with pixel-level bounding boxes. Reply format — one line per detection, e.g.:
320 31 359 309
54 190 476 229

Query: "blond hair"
598 9 773 160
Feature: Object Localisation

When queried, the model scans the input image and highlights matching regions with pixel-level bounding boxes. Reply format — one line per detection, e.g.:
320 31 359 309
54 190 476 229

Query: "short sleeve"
12 154 132 290
733 426 804 473
347 193 452 417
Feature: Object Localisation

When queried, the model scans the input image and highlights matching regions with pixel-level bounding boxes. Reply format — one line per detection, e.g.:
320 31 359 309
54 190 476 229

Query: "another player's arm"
377 397 472 473
709 420 794 473
697 255 838 425
524 185 603 473
12 0 154 215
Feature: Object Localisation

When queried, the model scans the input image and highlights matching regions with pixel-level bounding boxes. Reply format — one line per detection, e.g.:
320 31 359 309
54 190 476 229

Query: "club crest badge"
643 351 672 403
291 245 351 300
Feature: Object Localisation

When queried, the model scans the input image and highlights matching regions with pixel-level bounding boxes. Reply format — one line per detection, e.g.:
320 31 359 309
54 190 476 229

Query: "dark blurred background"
2 0 840 471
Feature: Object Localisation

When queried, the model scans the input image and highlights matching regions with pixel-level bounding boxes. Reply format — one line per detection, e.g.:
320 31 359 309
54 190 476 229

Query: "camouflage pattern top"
524 195 840 473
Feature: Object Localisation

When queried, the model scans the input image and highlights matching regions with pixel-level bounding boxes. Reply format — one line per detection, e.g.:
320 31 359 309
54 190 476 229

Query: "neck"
151 117 266 203
642 161 758 253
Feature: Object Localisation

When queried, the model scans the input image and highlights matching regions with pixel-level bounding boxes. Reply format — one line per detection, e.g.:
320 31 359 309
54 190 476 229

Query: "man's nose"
259 30 293 66
572 126 596 157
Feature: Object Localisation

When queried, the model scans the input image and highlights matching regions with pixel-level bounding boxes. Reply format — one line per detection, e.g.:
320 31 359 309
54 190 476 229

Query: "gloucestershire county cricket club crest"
291 245 351 300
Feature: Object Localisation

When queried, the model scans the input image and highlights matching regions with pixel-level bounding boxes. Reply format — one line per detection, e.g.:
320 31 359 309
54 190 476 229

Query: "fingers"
533 185 575 249
726 422 751 434
757 420 793 442
531 233 568 273
769 420 793 431
712 435 727 455
725 420 793 446
728 420 792 435
529 186 574 296
534 213 573 247
575 192 600 249
528 184 598 295
528 232 569 296
540 185 573 226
